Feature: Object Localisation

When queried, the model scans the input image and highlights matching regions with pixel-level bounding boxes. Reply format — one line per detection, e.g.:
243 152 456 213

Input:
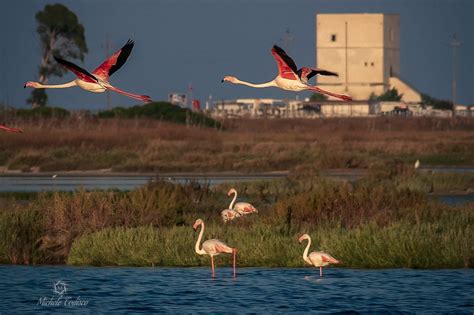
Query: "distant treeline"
3 102 221 128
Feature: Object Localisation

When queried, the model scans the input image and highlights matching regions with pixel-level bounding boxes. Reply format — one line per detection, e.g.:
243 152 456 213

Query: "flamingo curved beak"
298 235 306 243
192 222 199 231
221 79 225 83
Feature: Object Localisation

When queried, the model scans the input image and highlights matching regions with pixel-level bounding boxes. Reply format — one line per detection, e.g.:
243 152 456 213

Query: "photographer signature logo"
37 280 89 308
53 280 67 295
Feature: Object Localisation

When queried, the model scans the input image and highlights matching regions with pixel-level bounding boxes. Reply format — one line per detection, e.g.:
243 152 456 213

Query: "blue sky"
1 0 473 110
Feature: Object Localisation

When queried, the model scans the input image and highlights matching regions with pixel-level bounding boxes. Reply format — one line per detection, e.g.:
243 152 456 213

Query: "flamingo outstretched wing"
54 56 98 83
297 67 338 82
93 39 134 81
271 45 298 80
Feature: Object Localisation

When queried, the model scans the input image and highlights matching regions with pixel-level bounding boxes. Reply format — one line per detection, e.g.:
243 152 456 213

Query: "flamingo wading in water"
222 45 352 101
193 219 237 278
228 188 258 216
299 234 340 277
24 39 152 103
0 124 23 133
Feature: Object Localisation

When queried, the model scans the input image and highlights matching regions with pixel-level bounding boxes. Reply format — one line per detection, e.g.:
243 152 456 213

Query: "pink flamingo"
220 209 242 223
24 39 152 103
222 45 352 101
0 124 23 133
193 218 237 278
228 188 258 215
299 234 340 277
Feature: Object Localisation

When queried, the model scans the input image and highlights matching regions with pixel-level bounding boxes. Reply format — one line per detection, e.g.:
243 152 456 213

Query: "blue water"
436 194 474 205
0 175 285 192
0 266 472 314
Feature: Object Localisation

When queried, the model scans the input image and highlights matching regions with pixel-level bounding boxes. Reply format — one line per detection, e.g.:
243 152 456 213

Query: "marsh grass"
0 207 44 264
1 117 473 172
68 216 473 269
0 173 470 268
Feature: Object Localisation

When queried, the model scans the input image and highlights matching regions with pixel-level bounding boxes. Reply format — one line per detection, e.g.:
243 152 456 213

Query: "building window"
390 28 394 41
371 62 374 66
364 62 368 66
331 34 337 42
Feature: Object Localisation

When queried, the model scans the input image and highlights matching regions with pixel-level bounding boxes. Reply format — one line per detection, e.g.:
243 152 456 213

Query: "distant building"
316 13 421 103
168 93 187 107
209 98 457 119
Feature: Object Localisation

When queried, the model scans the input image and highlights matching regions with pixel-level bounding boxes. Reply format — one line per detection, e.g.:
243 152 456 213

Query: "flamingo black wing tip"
126 39 135 47
53 55 67 65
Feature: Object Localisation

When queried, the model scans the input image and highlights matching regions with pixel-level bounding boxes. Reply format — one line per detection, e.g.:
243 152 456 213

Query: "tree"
421 93 453 110
369 88 403 102
29 4 88 108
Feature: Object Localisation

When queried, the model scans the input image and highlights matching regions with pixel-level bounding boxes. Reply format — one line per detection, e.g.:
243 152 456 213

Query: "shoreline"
1 166 473 177
0 263 471 269
0 169 290 178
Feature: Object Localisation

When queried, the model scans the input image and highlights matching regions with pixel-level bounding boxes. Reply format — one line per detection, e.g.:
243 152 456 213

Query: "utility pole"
188 83 193 109
280 28 295 52
345 21 348 92
450 34 461 116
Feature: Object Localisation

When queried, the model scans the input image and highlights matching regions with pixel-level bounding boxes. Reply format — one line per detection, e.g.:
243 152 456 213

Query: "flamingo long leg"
320 267 323 278
106 85 152 103
309 86 352 101
233 249 237 278
211 256 215 278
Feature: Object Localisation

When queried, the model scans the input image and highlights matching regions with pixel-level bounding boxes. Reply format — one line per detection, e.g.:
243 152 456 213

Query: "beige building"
316 13 421 103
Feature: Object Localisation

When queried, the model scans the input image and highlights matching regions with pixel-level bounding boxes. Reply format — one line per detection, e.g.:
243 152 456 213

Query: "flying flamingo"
227 188 258 215
24 39 152 103
222 45 352 101
0 124 23 133
299 234 339 277
220 209 241 223
193 218 237 278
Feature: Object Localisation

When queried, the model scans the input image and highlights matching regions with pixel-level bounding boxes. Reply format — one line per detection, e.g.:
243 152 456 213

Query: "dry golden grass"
0 117 473 172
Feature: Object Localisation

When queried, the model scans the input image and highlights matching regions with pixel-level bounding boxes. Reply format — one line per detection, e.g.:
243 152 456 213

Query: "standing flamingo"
220 209 242 223
299 234 339 277
193 219 237 278
0 124 23 133
24 39 152 103
227 188 258 215
222 45 352 101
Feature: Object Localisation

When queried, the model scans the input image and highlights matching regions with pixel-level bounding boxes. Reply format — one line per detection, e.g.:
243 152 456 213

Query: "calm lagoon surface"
0 266 472 314
0 175 284 192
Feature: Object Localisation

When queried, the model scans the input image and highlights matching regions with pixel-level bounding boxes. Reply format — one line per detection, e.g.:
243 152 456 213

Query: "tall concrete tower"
316 13 419 102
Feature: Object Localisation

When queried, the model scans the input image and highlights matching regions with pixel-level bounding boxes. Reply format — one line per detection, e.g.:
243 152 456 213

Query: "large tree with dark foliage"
28 4 88 108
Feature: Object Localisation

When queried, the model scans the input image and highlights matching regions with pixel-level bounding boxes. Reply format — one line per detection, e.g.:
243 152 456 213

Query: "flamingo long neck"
235 78 276 88
195 223 206 255
34 81 77 89
302 237 313 265
229 191 237 209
